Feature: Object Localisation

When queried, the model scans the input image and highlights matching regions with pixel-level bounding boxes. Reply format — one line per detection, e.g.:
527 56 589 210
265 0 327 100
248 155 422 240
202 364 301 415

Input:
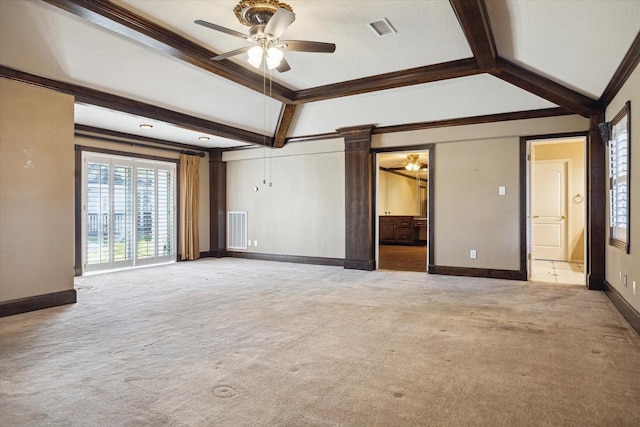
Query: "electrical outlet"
633 281 637 296
248 239 252 247
254 240 258 247
470 250 477 259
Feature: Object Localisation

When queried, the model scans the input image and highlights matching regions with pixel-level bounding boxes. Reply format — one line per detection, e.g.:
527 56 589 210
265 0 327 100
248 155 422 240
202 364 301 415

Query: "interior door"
532 160 568 261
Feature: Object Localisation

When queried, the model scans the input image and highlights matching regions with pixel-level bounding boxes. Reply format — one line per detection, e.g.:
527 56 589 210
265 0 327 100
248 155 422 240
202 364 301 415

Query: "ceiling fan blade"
276 57 291 73
194 20 248 40
264 8 295 39
210 46 252 61
279 40 336 53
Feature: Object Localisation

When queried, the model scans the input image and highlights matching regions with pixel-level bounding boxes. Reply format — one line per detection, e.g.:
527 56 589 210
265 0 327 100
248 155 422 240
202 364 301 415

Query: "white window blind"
83 153 176 273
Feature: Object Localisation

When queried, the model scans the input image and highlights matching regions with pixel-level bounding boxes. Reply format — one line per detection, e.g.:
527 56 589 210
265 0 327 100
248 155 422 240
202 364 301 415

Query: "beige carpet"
1 258 639 426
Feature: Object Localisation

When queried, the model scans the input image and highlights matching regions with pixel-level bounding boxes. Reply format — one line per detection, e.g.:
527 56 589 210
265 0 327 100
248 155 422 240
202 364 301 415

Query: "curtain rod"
75 132 207 157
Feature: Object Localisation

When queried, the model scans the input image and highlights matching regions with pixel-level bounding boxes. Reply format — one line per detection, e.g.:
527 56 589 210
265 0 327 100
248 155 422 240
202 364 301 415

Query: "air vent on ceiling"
368 18 397 37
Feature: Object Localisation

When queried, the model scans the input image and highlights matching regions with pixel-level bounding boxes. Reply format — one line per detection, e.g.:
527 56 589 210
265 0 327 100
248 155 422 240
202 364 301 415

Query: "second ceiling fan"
195 0 336 73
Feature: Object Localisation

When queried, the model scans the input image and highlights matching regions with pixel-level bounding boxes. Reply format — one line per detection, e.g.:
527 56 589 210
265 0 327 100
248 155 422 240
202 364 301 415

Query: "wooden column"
209 149 227 258
339 125 376 270
586 113 606 290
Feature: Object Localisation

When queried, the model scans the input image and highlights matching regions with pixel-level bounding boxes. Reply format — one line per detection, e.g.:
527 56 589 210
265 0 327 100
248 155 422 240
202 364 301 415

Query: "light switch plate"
499 186 506 196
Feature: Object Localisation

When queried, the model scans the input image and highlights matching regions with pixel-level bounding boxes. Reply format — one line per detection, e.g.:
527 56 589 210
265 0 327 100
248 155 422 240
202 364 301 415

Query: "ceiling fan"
389 154 428 172
195 0 336 73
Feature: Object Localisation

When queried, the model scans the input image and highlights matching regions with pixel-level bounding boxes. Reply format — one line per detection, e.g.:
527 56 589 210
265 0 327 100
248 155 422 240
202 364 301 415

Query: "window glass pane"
608 102 630 251
86 162 110 265
137 167 156 260
113 164 133 263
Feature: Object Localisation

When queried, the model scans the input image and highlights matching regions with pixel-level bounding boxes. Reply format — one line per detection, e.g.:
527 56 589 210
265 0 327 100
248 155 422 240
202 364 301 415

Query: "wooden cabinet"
379 217 396 242
379 216 414 244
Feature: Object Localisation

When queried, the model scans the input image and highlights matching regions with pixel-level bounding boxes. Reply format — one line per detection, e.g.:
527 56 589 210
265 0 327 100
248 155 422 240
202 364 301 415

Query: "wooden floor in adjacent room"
378 244 427 272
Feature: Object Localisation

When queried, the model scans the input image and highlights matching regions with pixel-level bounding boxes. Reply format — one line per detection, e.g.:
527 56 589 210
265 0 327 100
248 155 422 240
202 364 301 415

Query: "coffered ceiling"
1 0 639 150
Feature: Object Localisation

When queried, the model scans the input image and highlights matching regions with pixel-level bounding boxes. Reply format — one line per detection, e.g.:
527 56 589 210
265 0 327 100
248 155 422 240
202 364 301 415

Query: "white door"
532 160 568 261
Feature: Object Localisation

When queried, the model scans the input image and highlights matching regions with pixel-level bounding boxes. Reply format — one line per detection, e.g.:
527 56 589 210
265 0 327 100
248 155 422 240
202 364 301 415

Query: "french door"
82 152 176 273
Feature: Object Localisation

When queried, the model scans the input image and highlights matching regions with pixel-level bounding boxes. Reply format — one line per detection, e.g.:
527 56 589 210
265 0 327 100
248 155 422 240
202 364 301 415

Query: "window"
607 101 631 253
83 152 176 273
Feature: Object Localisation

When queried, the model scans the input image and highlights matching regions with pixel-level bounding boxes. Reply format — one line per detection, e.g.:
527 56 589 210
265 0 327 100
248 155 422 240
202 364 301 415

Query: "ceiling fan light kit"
195 0 336 73
405 154 421 171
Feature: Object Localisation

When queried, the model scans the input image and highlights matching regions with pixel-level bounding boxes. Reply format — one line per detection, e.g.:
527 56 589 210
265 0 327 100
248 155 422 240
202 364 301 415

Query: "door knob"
558 215 566 220
533 215 539 219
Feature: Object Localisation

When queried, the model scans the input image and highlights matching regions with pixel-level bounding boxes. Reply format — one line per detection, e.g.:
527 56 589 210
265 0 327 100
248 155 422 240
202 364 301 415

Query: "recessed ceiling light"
198 136 210 141
139 124 153 129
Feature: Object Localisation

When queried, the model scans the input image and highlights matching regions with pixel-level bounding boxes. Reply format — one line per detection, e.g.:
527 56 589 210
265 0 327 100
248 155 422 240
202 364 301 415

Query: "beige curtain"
179 154 200 260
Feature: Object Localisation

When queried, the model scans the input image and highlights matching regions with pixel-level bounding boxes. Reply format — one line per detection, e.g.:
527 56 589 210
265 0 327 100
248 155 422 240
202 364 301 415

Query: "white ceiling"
486 0 640 99
1 0 639 150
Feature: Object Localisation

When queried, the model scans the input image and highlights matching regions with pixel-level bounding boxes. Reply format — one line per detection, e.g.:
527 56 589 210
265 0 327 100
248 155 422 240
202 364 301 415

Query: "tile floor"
531 260 585 284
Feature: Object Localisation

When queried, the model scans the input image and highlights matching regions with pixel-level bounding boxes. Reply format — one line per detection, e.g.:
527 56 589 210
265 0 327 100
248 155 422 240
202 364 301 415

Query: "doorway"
376 150 429 272
527 137 586 284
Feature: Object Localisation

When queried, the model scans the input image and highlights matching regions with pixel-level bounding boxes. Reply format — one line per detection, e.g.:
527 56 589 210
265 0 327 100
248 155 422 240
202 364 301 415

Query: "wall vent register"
228 211 248 250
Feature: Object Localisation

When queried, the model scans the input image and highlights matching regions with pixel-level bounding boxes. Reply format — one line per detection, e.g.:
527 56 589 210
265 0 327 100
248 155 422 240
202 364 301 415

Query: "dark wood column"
209 149 227 258
586 113 606 290
339 125 376 270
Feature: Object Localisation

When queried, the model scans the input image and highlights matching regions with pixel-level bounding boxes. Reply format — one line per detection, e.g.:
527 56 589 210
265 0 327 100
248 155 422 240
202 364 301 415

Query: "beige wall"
434 138 521 270
224 139 345 259
379 170 423 216
0 79 75 302
75 136 211 254
605 64 640 313
534 141 586 262
223 115 589 271
375 114 589 271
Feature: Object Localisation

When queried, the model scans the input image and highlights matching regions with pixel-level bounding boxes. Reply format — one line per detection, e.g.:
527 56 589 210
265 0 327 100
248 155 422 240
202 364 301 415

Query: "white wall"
224 139 345 259
0 79 75 302
379 170 423 216
605 64 640 313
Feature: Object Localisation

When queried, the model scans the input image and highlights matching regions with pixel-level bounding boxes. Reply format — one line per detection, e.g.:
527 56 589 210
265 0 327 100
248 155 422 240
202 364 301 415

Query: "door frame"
521 133 587 280
75 145 180 276
373 144 433 271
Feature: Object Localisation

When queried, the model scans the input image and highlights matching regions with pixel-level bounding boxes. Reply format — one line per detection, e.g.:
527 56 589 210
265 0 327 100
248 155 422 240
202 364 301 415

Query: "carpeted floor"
1 258 639 426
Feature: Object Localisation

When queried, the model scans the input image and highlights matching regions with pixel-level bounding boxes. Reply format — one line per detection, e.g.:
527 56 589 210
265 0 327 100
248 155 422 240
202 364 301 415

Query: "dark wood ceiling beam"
42 0 295 103
449 0 497 70
492 59 601 117
600 31 640 106
293 58 481 104
273 104 297 148
1 65 271 146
